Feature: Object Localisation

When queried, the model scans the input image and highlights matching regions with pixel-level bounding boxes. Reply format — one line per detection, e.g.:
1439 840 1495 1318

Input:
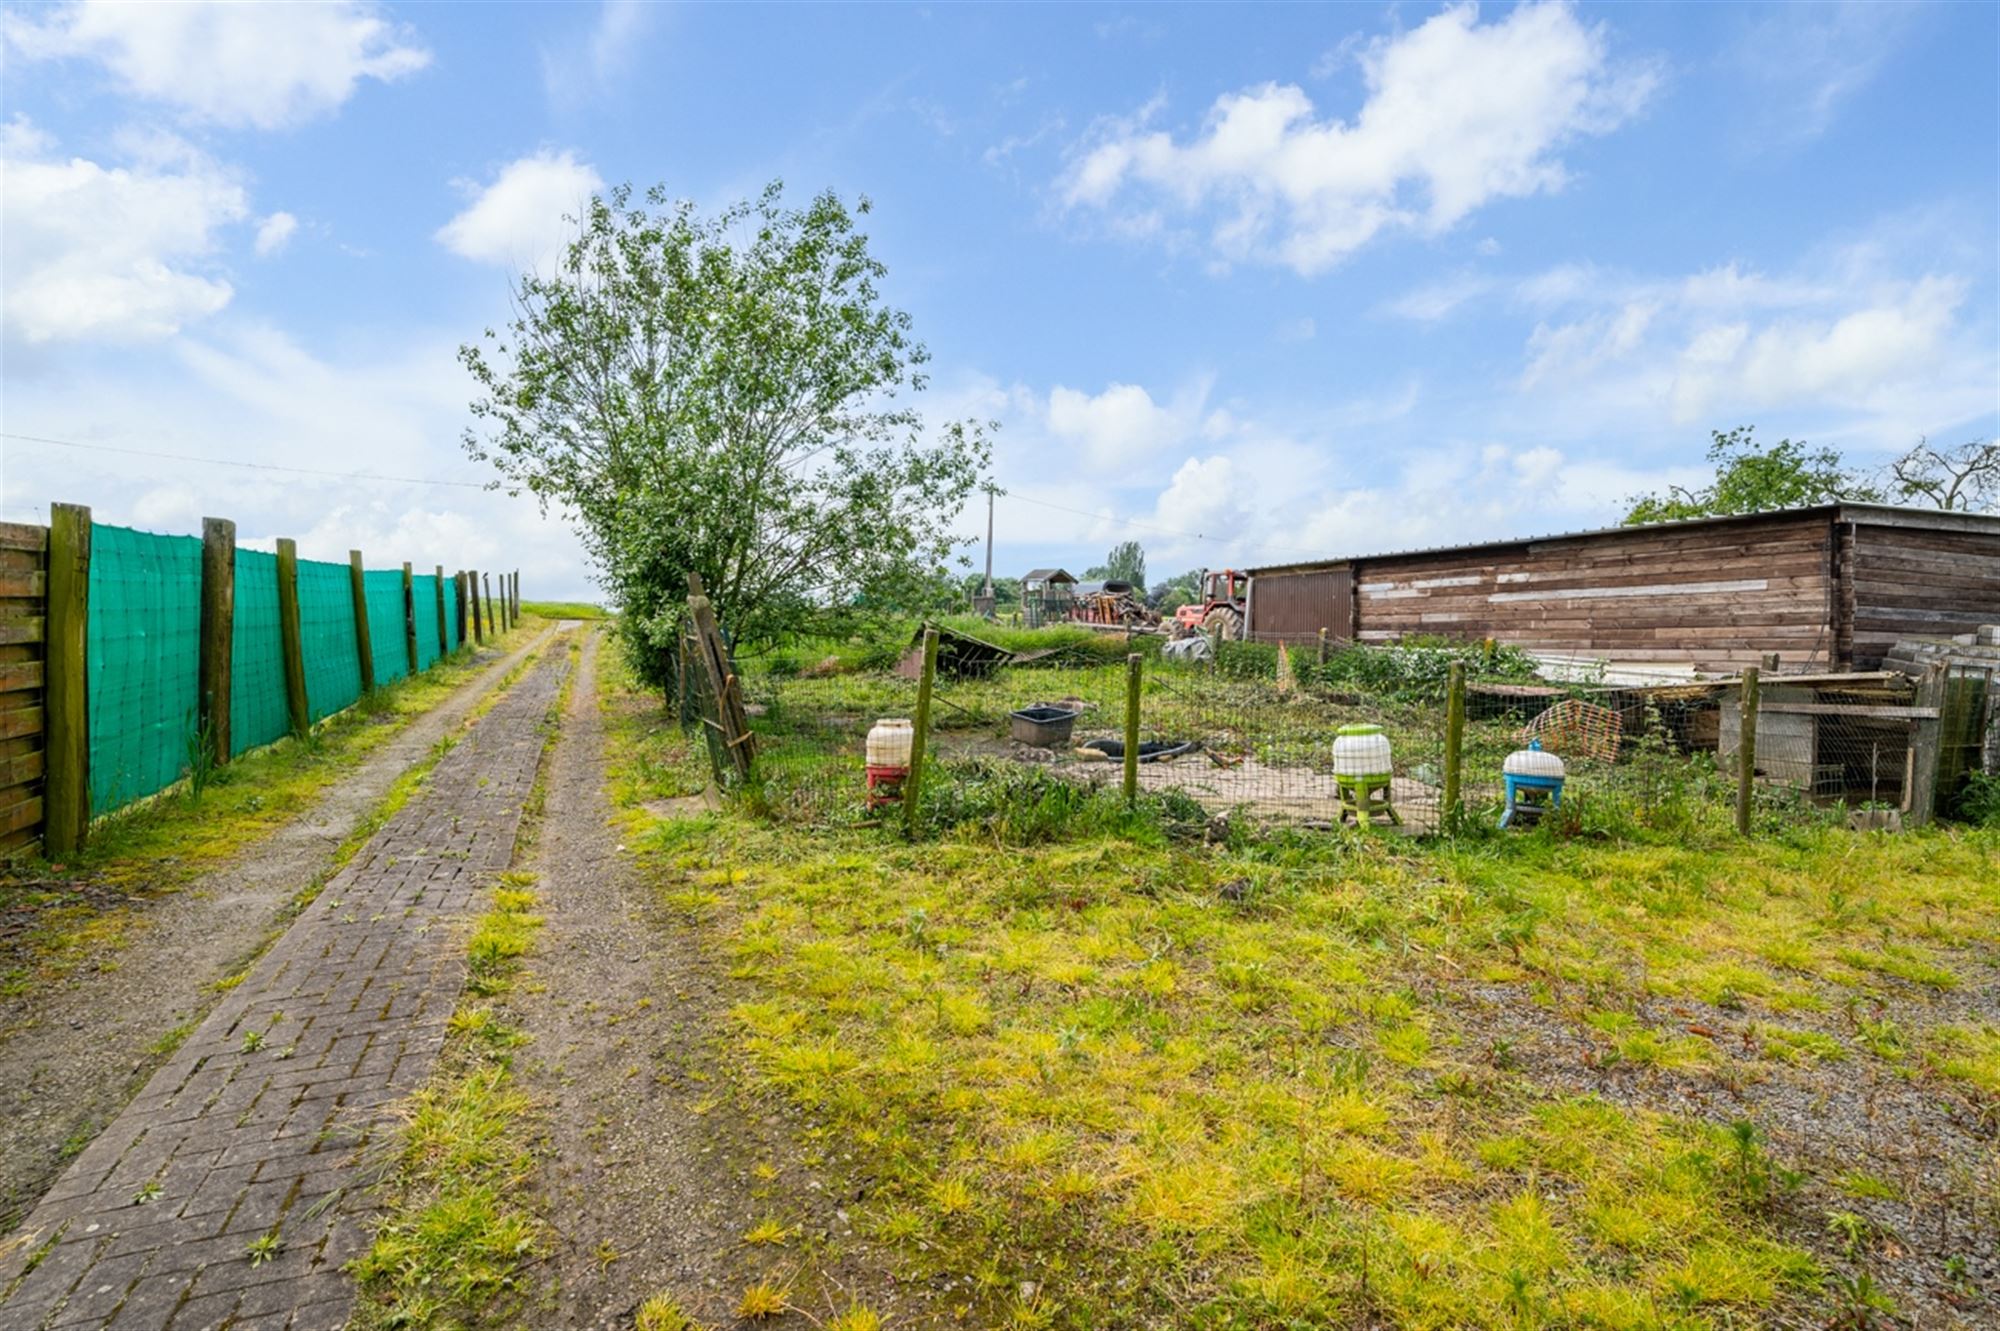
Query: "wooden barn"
1245 504 2000 679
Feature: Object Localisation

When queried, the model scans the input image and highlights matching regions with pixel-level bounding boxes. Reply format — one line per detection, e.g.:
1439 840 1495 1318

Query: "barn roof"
1246 502 2000 577
1023 568 1075 583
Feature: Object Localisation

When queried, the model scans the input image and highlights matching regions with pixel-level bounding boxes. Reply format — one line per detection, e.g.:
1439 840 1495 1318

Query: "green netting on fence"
230 548 290 757
87 524 201 815
414 574 443 670
363 570 409 685
299 558 362 723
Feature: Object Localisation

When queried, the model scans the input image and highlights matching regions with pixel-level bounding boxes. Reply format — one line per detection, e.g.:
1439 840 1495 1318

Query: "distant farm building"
1022 568 1076 628
1245 504 2000 681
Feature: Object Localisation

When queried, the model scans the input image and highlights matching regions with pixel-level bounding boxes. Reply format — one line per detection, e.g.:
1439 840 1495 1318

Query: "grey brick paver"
1 647 567 1329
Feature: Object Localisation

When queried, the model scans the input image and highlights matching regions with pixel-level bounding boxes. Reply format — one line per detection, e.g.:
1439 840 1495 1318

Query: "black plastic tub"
1009 705 1080 747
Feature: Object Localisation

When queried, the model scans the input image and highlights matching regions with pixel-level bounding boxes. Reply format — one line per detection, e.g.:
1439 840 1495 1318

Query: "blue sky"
2 1 1995 599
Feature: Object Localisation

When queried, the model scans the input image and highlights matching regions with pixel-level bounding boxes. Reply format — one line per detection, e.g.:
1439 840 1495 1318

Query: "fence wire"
230 548 291 756
689 620 1995 840
298 558 363 724
86 524 202 815
362 570 409 686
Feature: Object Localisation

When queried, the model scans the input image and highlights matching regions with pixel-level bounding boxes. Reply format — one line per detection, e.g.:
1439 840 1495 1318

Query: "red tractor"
1172 568 1247 640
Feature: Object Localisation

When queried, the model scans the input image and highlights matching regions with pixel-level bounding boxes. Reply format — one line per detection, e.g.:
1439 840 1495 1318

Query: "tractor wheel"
1202 605 1242 641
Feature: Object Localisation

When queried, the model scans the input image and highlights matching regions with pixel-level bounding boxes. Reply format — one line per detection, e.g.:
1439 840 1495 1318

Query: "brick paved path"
0 646 570 1331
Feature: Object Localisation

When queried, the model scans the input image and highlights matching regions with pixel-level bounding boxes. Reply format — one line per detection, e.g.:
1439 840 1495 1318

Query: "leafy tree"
1624 427 1881 524
1885 437 1998 512
960 572 1022 609
1149 569 1202 611
459 182 992 686
1083 540 1146 585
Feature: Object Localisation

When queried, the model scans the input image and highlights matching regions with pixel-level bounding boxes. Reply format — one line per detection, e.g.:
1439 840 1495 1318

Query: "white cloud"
436 151 604 272
1060 2 1657 273
1383 271 1494 322
0 322 600 598
1522 299 1657 387
3 1 430 130
254 212 298 257
1 119 247 344
541 0 655 108
1668 276 1967 423
1728 2 1920 146
1046 381 1201 472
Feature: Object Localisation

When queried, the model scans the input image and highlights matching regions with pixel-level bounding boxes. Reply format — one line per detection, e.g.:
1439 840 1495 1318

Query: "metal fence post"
275 539 310 737
1123 652 1142 806
45 502 91 856
1736 665 1760 835
904 626 939 837
1443 660 1465 820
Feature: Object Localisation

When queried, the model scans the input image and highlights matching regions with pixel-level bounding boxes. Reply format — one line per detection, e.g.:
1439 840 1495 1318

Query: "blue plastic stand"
1500 774 1565 828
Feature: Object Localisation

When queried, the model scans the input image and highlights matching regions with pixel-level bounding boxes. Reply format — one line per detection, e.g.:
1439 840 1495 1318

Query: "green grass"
350 872 546 1329
520 599 611 620
603 646 2000 1328
351 635 573 1331
0 622 540 1000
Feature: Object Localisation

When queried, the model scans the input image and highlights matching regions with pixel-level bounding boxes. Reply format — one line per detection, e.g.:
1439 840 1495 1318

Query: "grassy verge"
350 635 575 1330
521 600 611 620
0 623 541 999
349 871 546 1329
605 650 2000 1328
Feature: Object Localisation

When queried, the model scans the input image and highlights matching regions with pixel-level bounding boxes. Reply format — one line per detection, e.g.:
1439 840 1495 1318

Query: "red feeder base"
865 765 910 809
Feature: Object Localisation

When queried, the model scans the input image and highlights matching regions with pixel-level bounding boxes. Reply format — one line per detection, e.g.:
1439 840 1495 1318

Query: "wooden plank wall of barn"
1351 513 1838 673
1847 519 2000 669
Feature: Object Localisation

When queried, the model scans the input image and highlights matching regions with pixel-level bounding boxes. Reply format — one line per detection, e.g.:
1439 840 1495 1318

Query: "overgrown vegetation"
607 631 2000 1328
350 873 546 1329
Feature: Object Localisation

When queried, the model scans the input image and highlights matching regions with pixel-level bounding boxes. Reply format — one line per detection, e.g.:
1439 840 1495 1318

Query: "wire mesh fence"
86 524 202 816
53 519 501 825
684 618 1985 841
363 570 409 686
230 548 291 757
298 557 364 724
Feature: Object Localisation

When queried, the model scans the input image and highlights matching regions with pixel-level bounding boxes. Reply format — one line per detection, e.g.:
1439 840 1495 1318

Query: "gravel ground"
507 629 938 1329
1434 948 1999 1329
0 629 554 1234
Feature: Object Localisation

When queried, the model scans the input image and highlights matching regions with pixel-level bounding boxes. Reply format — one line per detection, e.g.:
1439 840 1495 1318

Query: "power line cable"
1 431 495 490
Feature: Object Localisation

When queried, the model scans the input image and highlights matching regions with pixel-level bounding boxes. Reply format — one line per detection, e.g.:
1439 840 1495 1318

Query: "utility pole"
982 485 995 602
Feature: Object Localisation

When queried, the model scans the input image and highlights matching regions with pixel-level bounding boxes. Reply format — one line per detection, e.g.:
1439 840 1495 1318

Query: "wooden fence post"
1318 627 1329 667
350 550 376 692
468 567 483 644
45 503 91 856
686 574 755 781
482 573 494 637
511 570 520 619
433 564 447 665
1907 663 1946 827
904 626 939 836
275 539 310 737
400 562 418 677
198 517 236 766
454 572 469 651
1443 660 1466 820
1736 665 1760 836
1123 651 1142 806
